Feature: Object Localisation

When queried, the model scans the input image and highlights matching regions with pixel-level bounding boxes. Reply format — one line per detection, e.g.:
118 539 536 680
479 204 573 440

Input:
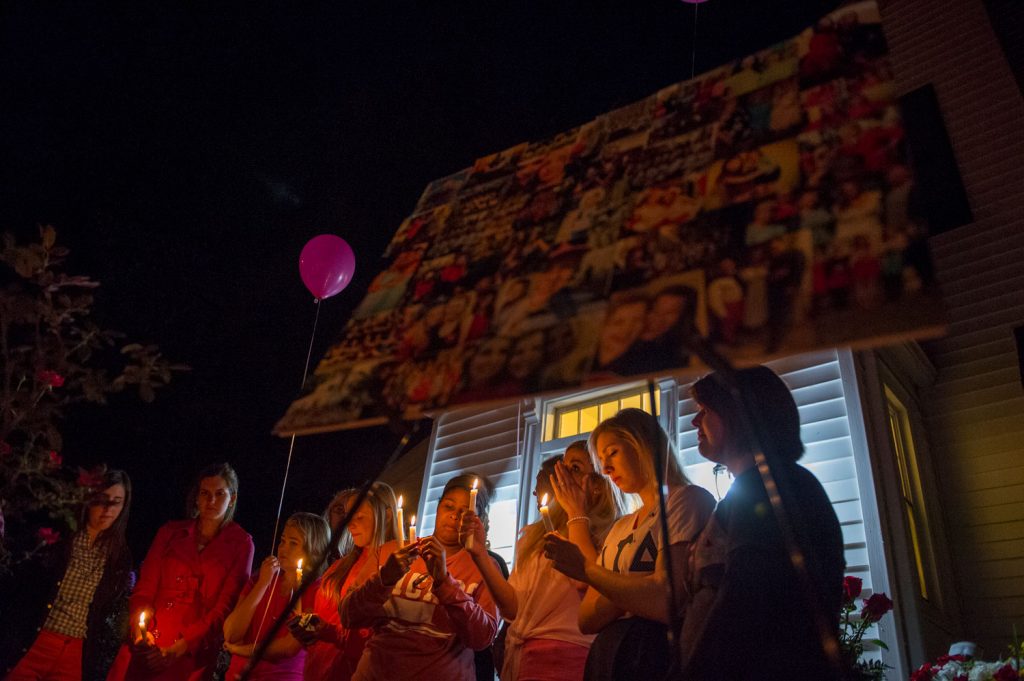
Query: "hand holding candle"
397 495 406 545
465 479 479 550
539 493 555 533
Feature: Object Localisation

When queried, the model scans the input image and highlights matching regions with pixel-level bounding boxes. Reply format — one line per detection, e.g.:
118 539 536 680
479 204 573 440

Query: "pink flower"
36 370 65 388
77 467 105 488
37 527 60 545
860 592 894 622
47 450 62 468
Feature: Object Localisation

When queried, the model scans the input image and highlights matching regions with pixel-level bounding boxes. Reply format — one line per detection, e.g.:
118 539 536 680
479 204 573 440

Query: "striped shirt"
44 532 106 638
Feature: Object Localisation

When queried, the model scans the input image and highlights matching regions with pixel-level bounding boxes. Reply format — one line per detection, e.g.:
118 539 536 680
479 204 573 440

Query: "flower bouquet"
840 575 894 680
910 638 1023 681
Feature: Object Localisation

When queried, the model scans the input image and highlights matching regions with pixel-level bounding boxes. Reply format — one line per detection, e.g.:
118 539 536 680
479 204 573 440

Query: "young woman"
222 513 330 681
107 463 254 681
298 484 400 681
683 366 845 680
543 409 716 681
6 470 134 681
340 474 499 681
461 443 623 681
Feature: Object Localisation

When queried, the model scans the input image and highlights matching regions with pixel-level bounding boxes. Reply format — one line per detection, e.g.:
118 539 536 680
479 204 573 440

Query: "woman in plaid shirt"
5 469 135 681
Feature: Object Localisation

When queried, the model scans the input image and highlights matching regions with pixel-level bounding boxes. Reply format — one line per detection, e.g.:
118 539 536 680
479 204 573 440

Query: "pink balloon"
299 235 356 299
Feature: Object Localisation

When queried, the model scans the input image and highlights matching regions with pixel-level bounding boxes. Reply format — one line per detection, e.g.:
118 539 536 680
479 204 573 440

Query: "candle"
539 493 555 533
296 558 304 585
138 611 148 641
465 479 479 549
397 495 406 545
408 515 417 544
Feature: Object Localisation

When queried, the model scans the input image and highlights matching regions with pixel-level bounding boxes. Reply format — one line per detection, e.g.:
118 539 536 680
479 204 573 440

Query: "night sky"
0 1 840 558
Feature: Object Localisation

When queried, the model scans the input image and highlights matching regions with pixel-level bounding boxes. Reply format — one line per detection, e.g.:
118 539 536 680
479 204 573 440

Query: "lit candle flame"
397 495 403 509
139 612 146 628
540 493 549 507
472 479 478 491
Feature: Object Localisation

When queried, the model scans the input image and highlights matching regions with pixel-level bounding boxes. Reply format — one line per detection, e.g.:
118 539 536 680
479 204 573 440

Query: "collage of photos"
276 0 946 435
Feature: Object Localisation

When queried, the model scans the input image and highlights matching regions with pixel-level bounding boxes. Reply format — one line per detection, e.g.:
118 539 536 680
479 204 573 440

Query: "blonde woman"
298 484 400 681
543 408 715 681
222 513 330 681
460 442 624 681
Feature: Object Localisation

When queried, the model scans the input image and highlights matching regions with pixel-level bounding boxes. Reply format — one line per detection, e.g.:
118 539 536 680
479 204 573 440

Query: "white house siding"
417 401 526 564
879 0 1024 656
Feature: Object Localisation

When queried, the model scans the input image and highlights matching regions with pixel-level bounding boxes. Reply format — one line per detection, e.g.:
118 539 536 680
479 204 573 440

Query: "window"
885 385 936 601
543 386 661 442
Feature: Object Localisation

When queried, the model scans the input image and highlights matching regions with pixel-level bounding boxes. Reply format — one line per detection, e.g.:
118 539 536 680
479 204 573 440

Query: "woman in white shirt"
460 442 623 681
543 408 716 681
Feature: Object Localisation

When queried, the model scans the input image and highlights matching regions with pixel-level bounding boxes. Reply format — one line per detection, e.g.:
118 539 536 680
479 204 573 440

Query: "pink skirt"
516 638 588 681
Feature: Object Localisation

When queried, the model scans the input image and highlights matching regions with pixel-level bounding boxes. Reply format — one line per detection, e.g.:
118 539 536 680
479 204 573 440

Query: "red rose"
993 664 1018 681
36 370 65 388
860 592 894 622
843 575 863 602
909 663 933 681
47 450 62 468
37 527 60 545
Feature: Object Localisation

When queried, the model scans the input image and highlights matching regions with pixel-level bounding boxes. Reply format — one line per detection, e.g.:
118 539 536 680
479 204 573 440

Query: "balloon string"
270 299 323 553
691 2 699 80
252 571 280 652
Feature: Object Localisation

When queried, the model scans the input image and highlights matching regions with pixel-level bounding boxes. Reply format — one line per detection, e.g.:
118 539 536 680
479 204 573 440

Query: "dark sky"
0 1 839 557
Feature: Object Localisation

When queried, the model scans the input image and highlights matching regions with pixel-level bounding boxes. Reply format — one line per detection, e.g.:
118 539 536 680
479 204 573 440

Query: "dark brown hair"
690 365 805 463
186 462 239 524
80 468 132 564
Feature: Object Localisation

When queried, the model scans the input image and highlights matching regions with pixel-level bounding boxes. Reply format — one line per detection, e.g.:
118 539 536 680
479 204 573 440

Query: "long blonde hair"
517 442 625 564
284 512 331 585
588 408 689 493
320 482 400 603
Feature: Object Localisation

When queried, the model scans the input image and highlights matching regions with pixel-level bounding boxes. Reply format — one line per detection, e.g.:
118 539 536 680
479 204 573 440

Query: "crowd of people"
5 366 846 681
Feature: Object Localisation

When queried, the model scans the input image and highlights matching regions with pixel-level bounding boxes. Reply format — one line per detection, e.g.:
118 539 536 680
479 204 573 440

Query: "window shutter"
417 401 525 564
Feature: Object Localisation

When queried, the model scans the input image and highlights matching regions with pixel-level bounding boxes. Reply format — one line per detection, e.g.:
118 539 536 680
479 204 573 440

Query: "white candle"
539 493 555 533
397 495 406 545
138 611 148 640
408 515 417 544
296 558 304 585
465 479 479 549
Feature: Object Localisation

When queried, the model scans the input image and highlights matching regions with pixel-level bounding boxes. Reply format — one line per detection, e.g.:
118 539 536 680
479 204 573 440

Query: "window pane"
621 394 643 411
579 406 599 434
600 400 618 421
558 410 578 438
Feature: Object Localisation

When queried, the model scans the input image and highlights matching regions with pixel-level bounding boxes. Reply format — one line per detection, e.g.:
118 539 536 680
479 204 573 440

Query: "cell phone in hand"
292 612 322 633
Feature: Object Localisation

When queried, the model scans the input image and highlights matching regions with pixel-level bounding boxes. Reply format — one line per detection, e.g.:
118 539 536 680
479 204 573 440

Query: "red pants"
6 629 83 681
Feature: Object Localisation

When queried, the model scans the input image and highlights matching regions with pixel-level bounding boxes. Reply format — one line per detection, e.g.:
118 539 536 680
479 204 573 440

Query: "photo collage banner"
276 1 946 435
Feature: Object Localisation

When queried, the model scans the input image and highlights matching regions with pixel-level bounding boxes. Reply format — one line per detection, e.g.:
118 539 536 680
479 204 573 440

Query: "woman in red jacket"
107 463 255 681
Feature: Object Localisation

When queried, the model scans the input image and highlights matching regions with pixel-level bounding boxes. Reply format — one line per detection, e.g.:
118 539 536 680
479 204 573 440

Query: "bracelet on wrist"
567 516 590 525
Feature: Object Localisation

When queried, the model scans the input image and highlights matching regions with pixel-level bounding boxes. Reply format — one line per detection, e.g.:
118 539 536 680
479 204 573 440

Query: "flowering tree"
0 226 186 573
